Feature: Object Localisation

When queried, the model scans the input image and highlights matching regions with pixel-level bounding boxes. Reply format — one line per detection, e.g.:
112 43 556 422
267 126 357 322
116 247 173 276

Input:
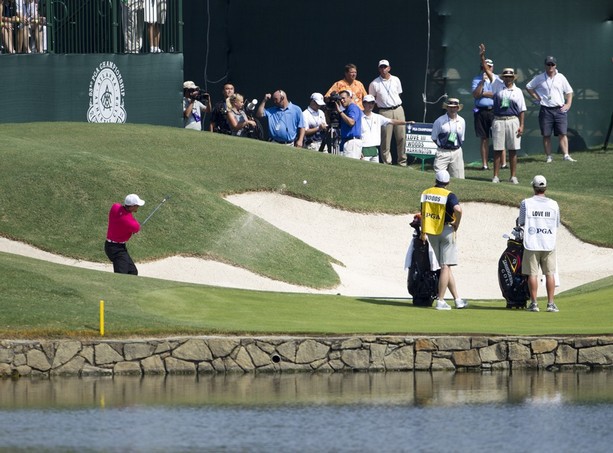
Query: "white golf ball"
303 180 307 185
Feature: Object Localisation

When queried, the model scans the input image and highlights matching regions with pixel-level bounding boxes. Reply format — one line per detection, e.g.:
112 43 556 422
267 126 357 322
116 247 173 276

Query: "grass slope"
0 122 612 337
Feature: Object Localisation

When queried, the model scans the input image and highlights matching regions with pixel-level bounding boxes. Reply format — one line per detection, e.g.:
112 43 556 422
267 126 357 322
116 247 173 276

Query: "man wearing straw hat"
478 43 526 185
431 98 466 179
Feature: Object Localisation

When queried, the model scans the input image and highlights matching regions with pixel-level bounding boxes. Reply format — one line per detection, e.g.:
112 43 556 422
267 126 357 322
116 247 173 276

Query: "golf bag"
498 222 530 309
407 215 440 307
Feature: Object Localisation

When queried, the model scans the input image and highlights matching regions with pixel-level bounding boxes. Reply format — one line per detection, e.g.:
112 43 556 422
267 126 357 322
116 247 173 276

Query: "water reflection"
1 371 611 409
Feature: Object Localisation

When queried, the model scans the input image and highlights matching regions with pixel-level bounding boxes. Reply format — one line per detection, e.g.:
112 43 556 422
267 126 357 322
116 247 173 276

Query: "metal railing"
1 0 183 54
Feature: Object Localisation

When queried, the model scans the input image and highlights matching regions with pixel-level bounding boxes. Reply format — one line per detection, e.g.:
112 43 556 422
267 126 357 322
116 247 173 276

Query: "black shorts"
474 108 494 139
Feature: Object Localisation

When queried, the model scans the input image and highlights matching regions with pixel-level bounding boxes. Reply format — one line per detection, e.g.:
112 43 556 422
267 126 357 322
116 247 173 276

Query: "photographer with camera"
182 80 210 131
337 90 363 159
302 93 328 151
225 93 258 137
210 83 235 134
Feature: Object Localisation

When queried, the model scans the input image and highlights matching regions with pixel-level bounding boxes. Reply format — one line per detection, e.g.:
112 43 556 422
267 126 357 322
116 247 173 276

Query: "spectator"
225 93 258 137
302 93 328 151
14 0 33 53
182 81 209 130
210 83 235 134
479 44 526 184
361 94 410 162
420 170 467 310
368 59 408 166
325 63 368 110
519 175 561 312
526 56 576 163
336 90 363 159
121 0 144 54
144 0 166 53
471 58 506 170
256 90 305 147
104 194 145 276
431 98 466 179
1 0 16 54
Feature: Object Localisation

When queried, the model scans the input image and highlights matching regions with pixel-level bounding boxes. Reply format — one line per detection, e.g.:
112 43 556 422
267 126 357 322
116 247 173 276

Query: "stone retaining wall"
1 336 611 378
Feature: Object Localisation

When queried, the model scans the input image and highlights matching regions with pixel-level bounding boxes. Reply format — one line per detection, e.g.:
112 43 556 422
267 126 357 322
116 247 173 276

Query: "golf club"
142 194 171 226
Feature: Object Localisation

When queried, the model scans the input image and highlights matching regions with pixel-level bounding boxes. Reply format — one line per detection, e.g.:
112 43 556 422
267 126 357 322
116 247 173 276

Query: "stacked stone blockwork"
1 336 611 378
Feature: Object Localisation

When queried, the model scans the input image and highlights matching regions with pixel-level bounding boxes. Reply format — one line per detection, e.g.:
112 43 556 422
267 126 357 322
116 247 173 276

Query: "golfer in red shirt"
105 194 145 275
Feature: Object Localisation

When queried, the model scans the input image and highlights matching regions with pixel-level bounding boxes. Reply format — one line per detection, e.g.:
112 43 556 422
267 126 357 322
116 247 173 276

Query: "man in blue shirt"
256 90 305 147
471 58 505 170
336 90 363 159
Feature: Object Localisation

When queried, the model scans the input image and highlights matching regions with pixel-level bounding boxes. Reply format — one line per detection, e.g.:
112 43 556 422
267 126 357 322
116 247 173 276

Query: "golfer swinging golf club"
104 194 145 275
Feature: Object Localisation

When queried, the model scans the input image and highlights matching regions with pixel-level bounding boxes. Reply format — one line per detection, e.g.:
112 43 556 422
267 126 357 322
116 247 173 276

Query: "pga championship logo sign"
87 61 127 123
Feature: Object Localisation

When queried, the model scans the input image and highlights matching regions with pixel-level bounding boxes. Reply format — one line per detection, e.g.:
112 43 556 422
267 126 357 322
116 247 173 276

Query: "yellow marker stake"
99 300 105 336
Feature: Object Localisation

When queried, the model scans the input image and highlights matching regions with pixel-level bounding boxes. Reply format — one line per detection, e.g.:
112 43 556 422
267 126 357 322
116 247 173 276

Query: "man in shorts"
519 175 561 312
526 56 576 163
420 170 467 310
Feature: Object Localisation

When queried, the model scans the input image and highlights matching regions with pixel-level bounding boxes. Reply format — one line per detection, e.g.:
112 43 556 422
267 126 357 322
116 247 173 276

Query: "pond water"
1 371 611 452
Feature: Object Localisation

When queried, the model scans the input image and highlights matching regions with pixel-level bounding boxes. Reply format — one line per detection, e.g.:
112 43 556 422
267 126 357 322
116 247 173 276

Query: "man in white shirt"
361 95 409 162
431 98 466 179
526 56 576 163
519 175 561 313
368 59 407 166
302 93 328 151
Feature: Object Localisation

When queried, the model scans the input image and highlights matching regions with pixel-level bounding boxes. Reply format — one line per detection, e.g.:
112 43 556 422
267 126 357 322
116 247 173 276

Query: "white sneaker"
546 155 553 163
510 176 519 184
455 298 468 309
492 176 500 183
435 299 452 310
563 154 576 162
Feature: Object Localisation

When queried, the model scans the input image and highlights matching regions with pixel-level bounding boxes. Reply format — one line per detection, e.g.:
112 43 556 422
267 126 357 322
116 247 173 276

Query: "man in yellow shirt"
420 170 467 310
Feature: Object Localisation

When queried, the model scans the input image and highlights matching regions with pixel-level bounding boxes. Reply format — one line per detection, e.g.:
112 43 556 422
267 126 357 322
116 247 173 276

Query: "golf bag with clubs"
498 220 530 309
407 214 440 307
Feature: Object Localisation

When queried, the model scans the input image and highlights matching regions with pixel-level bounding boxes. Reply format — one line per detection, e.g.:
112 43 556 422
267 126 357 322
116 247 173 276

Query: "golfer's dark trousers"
104 241 138 275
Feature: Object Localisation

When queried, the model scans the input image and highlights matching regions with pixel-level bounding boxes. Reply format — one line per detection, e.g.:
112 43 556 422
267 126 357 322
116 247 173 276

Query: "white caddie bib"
523 197 559 251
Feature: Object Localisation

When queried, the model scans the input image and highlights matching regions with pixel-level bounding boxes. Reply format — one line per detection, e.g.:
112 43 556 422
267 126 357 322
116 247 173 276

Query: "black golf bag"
407 215 440 307
498 223 530 309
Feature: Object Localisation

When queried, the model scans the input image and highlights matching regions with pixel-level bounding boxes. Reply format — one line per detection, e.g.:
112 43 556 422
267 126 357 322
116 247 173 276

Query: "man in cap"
182 81 210 130
302 93 328 151
526 56 576 163
471 57 506 170
431 98 466 179
325 63 368 110
256 89 305 147
368 59 408 166
105 194 145 275
420 170 467 310
479 44 526 184
361 94 411 162
518 175 561 312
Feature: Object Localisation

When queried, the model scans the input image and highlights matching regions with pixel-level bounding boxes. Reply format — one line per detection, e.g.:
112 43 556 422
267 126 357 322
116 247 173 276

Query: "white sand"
2 193 612 300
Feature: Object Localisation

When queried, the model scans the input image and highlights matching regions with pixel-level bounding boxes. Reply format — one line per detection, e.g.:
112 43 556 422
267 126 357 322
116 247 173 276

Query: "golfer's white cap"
435 170 450 184
124 194 145 206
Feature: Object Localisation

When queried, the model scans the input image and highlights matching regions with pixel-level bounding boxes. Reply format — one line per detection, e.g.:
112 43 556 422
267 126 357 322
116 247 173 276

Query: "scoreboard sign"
405 123 437 170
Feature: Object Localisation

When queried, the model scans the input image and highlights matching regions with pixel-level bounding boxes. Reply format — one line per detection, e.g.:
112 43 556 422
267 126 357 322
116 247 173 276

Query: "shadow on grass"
357 297 515 312
356 297 435 309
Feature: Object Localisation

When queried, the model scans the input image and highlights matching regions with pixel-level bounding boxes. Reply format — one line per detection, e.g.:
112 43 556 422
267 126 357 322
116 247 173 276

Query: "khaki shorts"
492 116 521 151
427 225 457 266
522 249 556 276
